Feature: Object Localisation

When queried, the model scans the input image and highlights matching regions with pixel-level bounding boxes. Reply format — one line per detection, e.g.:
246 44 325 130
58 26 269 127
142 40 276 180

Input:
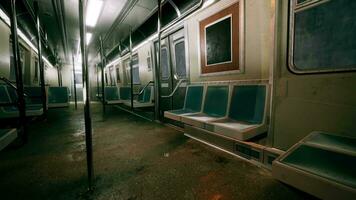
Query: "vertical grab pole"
154 0 162 121
79 0 94 191
99 36 106 113
72 55 78 110
129 29 134 110
96 64 99 100
34 1 47 117
10 0 27 143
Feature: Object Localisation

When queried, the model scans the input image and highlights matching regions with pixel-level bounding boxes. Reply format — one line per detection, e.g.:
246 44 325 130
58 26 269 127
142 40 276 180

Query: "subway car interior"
0 0 355 199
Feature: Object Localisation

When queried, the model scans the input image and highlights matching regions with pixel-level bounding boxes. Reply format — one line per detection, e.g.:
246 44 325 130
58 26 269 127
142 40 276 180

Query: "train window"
174 40 187 78
289 0 356 73
125 55 140 85
199 3 239 74
105 72 108 86
116 66 121 83
109 66 115 86
132 55 140 84
33 59 39 83
161 47 170 80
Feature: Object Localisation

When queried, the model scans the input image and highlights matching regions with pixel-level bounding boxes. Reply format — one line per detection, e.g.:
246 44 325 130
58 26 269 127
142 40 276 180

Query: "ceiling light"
86 0 104 27
86 33 92 45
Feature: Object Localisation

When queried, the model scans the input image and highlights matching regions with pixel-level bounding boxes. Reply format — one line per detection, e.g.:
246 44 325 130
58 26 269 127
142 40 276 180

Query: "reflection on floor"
0 104 315 200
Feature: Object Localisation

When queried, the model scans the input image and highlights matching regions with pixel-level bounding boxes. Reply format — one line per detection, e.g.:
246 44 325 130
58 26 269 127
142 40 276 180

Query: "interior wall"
45 65 59 86
270 0 356 150
0 20 11 79
185 0 274 82
0 19 59 88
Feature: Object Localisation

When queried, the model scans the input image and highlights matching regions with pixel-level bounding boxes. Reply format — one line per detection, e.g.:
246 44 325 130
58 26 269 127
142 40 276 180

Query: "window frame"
115 64 121 83
172 37 188 79
288 0 356 74
199 2 240 74
160 46 171 80
125 54 141 85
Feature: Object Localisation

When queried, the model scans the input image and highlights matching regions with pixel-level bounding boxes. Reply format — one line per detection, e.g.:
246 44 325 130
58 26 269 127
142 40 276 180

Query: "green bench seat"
164 85 204 121
48 87 70 108
123 86 155 108
181 85 229 128
104 86 122 105
206 85 268 141
273 131 356 200
0 86 43 119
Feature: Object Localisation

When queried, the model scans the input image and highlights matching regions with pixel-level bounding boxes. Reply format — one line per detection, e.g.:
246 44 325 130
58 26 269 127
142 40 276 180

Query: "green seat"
164 85 204 121
24 86 43 105
48 87 69 108
229 85 266 124
138 86 152 103
208 85 268 141
119 87 131 100
181 85 229 128
0 86 43 119
123 86 155 108
273 132 356 199
104 86 122 105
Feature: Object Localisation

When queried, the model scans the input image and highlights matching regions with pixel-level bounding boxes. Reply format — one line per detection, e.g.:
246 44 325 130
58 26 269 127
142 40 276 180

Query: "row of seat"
104 86 154 108
0 85 70 119
48 87 70 108
164 83 269 141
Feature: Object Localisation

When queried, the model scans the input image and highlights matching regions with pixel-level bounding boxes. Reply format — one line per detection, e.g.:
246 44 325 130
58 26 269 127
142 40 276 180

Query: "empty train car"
0 0 355 199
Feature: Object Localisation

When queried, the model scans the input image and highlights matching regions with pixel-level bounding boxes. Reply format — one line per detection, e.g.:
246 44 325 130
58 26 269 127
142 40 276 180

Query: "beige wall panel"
0 20 10 79
271 0 356 150
185 0 274 82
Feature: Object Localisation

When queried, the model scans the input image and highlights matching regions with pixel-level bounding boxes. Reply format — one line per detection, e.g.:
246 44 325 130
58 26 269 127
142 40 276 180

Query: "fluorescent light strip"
0 8 54 68
86 0 104 27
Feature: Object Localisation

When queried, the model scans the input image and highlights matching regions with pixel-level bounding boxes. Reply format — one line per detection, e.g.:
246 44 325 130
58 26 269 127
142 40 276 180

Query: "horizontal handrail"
133 81 154 96
161 79 186 98
0 76 29 98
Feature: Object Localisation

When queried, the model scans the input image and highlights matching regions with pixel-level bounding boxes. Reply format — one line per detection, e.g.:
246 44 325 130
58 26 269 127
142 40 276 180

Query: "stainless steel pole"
79 0 94 190
10 0 27 143
34 1 47 117
154 0 162 120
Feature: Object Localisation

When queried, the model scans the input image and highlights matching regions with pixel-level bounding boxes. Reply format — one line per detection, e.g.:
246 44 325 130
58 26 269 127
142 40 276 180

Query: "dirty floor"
0 104 315 200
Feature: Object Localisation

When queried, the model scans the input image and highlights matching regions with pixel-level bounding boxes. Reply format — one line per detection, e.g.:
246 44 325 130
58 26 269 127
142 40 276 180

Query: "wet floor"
0 104 315 200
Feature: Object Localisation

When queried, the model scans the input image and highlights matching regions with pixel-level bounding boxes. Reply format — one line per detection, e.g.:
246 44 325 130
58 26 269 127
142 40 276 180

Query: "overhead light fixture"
86 0 104 27
86 33 92 45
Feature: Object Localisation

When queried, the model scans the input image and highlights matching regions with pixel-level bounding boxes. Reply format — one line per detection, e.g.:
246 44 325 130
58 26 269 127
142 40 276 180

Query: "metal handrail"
133 81 154 96
0 76 28 98
161 79 186 98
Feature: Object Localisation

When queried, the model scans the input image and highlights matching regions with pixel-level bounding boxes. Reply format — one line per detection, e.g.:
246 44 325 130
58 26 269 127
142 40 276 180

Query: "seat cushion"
210 119 267 141
164 109 199 121
181 113 225 128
